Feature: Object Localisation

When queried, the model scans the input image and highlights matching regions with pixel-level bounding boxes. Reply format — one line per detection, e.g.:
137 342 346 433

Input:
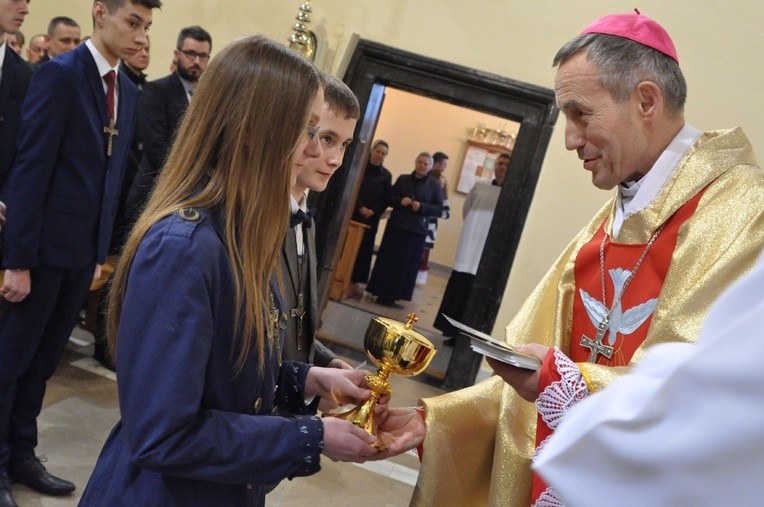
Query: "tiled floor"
7 265 473 506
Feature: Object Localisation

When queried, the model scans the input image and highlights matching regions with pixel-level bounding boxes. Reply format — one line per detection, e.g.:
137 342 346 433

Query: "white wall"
24 1 764 337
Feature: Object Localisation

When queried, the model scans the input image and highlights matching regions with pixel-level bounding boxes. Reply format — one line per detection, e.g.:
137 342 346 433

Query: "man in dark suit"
24 34 45 66
0 2 160 505
92 36 152 370
34 16 80 68
281 74 359 372
0 0 33 198
125 25 211 222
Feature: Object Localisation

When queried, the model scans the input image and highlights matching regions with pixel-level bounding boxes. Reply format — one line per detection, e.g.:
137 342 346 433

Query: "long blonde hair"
108 35 320 372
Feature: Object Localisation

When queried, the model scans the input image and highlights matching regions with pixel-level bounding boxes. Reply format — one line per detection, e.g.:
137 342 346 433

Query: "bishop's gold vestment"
411 128 764 507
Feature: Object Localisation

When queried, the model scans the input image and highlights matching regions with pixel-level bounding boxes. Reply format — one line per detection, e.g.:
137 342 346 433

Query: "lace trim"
536 349 589 430
533 486 565 507
533 434 554 461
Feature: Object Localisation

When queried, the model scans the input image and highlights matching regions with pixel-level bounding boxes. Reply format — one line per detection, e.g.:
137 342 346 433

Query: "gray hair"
417 151 434 170
553 33 687 115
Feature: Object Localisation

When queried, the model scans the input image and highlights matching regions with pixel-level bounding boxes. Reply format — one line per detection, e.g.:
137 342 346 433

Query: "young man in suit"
0 0 33 197
0 1 160 505
281 74 359 374
125 25 211 223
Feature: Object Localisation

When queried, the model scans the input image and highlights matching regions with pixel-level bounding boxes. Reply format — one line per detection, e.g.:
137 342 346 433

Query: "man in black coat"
125 25 211 222
0 2 33 197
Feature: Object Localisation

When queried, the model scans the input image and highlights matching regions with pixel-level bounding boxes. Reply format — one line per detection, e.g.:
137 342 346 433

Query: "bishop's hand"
487 343 548 402
372 407 426 459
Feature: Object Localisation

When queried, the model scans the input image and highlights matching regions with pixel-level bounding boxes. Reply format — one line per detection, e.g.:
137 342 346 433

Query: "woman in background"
367 152 444 307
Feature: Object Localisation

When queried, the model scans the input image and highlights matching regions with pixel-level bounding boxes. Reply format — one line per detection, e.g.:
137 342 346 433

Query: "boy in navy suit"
0 1 160 505
281 73 359 372
0 0 33 230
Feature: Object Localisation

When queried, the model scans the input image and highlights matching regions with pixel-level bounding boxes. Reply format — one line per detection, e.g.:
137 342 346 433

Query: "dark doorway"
310 39 558 389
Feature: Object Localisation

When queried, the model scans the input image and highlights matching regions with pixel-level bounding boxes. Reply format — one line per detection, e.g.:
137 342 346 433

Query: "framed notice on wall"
456 140 511 194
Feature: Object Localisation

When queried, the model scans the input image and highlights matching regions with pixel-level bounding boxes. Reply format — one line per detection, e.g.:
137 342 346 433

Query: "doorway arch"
310 39 558 389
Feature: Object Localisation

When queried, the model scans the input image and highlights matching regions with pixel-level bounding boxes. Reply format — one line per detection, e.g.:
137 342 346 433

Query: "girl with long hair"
80 35 385 506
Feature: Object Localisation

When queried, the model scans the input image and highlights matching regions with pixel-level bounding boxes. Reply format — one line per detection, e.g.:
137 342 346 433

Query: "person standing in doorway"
350 139 392 297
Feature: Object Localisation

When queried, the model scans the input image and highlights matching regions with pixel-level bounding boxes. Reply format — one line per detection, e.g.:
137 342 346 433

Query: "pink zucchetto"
580 8 679 63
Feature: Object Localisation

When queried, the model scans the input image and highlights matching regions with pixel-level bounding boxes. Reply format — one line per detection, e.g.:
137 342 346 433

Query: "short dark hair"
177 25 212 52
432 151 448 163
321 73 360 120
102 0 163 13
47 16 79 35
497 153 511 161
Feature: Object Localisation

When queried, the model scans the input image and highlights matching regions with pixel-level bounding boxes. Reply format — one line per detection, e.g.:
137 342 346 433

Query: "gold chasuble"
411 128 764 507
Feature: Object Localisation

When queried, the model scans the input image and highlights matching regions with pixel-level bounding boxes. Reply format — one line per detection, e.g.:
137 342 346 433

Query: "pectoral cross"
580 318 614 363
103 119 119 157
291 291 306 350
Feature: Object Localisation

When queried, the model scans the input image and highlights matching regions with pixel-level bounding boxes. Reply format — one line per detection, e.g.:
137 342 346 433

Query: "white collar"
290 194 307 214
613 123 702 237
0 41 7 69
85 39 120 79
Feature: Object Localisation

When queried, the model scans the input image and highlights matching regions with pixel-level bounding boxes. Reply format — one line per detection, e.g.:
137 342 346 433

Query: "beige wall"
24 1 764 338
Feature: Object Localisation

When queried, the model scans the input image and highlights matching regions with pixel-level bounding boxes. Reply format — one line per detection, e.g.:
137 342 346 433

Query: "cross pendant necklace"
288 231 308 351
581 317 614 362
291 290 306 349
103 118 119 157
579 224 664 363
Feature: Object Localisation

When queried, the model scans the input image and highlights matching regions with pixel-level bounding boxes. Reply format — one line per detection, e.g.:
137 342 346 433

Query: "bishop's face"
555 52 651 190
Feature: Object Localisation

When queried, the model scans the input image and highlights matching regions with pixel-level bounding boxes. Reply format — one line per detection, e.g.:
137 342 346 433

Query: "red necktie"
104 70 116 121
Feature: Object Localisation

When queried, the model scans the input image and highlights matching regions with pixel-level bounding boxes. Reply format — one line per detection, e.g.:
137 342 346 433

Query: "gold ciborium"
333 313 436 449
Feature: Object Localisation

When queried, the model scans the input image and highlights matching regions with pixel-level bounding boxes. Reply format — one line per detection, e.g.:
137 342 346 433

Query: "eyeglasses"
177 48 210 62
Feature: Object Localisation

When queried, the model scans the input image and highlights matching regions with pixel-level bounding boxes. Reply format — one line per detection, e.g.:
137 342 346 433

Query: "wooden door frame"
310 39 559 389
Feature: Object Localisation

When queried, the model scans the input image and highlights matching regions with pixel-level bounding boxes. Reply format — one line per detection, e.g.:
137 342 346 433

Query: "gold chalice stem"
340 365 393 450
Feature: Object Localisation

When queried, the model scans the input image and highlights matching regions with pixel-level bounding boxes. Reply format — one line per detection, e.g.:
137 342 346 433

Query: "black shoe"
375 297 396 307
0 471 17 507
443 338 455 347
8 457 75 496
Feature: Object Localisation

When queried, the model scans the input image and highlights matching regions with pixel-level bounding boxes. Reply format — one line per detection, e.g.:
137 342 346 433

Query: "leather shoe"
8 457 75 496
375 297 394 307
0 471 17 507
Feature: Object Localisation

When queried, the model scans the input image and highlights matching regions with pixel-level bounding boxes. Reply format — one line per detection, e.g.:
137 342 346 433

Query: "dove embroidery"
579 267 658 347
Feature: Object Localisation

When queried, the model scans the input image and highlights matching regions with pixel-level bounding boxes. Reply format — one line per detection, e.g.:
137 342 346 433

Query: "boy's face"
0 0 28 37
293 102 356 197
94 1 152 65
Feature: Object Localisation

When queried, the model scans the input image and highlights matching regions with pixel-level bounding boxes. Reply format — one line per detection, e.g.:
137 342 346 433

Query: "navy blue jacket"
2 44 137 269
0 44 33 192
386 172 444 235
80 209 323 506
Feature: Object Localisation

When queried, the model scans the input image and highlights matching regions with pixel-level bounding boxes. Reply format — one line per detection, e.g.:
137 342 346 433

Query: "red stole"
570 187 706 364
530 187 707 504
